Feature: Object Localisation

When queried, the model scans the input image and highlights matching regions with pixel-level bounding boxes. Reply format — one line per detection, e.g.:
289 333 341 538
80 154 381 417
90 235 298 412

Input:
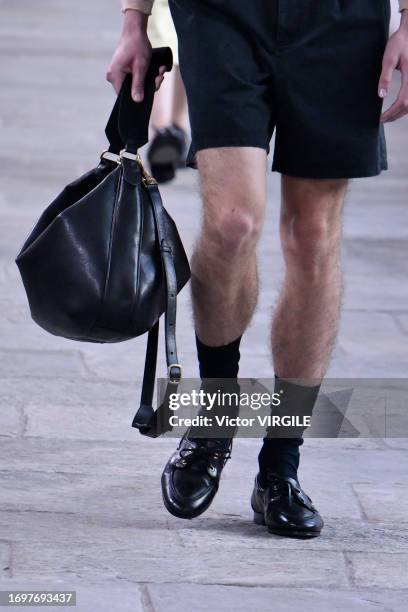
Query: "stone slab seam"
21 406 28 437
349 483 370 522
342 551 356 587
0 507 77 517
77 350 100 379
382 440 408 450
135 579 353 589
140 584 156 612
0 373 136 389
392 312 408 336
0 540 13 579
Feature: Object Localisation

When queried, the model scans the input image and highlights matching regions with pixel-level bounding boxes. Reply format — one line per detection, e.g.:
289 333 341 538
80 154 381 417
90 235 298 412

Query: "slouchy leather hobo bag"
15 48 190 436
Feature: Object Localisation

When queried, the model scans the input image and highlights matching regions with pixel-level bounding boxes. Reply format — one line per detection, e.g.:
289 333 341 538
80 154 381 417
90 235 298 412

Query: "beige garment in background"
121 0 408 15
147 0 178 64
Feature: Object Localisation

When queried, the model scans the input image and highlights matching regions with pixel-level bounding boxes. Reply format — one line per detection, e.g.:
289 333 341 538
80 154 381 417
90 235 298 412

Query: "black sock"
192 335 242 449
258 375 321 483
195 334 241 379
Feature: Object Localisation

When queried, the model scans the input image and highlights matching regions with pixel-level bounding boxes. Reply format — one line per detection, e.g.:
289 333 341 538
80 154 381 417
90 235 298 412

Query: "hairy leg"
272 175 348 381
193 147 267 346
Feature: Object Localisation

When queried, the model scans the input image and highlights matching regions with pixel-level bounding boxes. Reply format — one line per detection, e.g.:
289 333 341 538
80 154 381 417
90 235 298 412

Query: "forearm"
120 0 153 15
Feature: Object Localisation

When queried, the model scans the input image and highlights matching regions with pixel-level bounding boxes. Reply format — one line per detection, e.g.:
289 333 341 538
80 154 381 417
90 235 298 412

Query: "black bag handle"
105 47 173 154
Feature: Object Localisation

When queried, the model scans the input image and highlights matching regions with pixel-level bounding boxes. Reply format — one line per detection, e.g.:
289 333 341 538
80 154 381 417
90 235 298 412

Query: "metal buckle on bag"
100 150 121 164
168 364 182 384
160 240 172 254
120 149 157 186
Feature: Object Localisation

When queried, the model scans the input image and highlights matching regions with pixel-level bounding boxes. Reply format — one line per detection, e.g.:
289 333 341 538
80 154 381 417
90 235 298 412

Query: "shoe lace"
178 443 231 468
268 478 293 506
267 475 314 510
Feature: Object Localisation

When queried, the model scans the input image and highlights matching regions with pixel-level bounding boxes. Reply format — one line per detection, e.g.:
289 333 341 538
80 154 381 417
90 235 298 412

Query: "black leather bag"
15 48 190 436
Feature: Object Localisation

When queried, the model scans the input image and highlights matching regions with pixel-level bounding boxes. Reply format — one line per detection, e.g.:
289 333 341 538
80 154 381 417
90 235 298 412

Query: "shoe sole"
253 511 321 539
150 163 176 184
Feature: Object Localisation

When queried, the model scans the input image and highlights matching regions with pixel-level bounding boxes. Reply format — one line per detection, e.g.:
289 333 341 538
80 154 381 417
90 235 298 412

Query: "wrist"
399 9 408 32
123 8 149 33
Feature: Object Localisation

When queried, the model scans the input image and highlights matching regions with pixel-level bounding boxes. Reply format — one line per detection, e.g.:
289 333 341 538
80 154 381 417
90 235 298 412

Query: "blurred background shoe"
148 124 187 183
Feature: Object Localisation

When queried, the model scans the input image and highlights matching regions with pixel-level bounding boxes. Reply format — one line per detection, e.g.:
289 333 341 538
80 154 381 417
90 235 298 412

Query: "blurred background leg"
147 0 189 183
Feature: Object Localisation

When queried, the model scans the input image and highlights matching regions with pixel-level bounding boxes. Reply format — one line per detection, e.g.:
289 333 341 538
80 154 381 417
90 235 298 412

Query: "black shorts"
169 0 390 179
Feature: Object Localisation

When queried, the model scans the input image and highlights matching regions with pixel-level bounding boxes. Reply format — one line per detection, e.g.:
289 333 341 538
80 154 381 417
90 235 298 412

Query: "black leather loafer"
161 433 232 519
251 473 323 538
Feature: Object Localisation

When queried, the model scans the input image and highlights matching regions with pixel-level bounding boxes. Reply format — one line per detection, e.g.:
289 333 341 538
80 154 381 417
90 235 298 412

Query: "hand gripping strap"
105 47 173 154
131 184 181 437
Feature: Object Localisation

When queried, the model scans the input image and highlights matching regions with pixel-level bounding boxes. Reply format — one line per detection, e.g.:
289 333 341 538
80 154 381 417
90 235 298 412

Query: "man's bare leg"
171 66 189 132
161 147 267 519
272 175 347 381
193 147 267 347
254 176 347 538
149 68 174 131
150 67 189 133
261 176 346 472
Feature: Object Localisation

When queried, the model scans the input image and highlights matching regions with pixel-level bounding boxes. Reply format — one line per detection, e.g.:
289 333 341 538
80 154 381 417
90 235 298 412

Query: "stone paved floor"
0 1 408 611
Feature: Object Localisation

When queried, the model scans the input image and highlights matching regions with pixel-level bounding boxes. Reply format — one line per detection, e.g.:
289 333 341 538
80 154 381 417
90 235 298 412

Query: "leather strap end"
132 404 155 430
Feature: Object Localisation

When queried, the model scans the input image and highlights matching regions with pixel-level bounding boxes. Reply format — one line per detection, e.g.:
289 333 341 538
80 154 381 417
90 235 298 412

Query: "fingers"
379 30 408 123
381 93 408 122
131 55 151 102
378 44 398 122
378 56 395 101
108 57 166 101
106 66 127 95
133 63 167 99
381 63 408 123
381 96 408 122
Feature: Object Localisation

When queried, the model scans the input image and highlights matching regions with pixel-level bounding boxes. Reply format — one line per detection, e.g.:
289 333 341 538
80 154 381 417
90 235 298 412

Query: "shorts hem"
187 137 270 168
271 162 388 180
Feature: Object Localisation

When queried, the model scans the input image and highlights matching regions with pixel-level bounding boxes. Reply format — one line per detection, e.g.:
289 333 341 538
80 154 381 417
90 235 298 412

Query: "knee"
197 148 267 257
281 214 340 274
202 199 263 257
281 177 345 259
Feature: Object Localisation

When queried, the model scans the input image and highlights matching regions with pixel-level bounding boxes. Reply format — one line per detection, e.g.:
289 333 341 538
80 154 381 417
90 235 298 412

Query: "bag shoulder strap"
131 184 181 437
